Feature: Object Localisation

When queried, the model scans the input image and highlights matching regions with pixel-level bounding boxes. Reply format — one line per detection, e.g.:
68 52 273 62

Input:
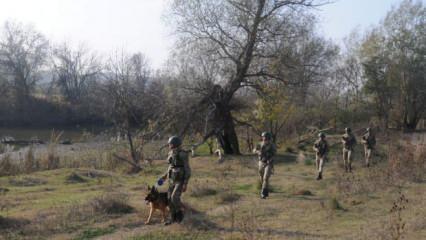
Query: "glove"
157 178 164 186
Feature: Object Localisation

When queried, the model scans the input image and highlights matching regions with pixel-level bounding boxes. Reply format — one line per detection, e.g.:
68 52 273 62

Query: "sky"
0 0 415 69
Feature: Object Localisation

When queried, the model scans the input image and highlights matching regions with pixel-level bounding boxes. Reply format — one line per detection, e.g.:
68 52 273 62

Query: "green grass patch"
304 158 314 166
73 226 116 240
131 231 213 240
194 142 213 156
234 183 253 192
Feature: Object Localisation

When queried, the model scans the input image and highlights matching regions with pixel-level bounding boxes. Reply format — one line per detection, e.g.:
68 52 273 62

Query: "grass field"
0 138 425 240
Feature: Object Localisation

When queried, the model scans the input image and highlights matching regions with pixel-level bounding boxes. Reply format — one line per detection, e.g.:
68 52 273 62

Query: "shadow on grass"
0 216 30 230
274 153 297 164
184 204 219 231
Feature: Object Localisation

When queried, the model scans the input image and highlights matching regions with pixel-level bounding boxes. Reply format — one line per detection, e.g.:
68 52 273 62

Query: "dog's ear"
147 185 151 191
151 185 157 192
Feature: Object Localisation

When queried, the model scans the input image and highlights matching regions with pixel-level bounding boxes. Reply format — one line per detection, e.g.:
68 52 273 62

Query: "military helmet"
261 132 272 140
345 127 351 133
168 136 182 147
318 132 325 138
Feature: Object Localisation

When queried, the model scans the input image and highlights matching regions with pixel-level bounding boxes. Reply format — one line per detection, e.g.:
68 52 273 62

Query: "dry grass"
0 132 425 239
89 192 134 215
0 154 17 176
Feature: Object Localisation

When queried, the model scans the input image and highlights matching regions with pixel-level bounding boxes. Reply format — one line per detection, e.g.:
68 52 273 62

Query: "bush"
89 192 134 215
9 177 47 187
41 131 61 170
24 145 39 173
216 192 240 204
65 172 88 184
190 185 218 198
0 154 17 176
388 141 426 183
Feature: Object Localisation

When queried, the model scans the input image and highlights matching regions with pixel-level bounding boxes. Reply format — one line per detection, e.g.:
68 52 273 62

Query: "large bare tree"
52 43 101 103
101 51 154 172
0 21 49 106
169 0 328 154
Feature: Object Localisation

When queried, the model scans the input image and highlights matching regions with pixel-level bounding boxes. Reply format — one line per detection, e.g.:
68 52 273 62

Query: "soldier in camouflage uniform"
361 128 376 167
313 132 328 180
341 127 357 172
254 132 276 199
160 136 191 225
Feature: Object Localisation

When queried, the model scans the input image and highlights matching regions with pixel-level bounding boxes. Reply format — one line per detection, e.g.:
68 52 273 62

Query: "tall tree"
101 51 154 172
361 0 425 130
0 21 49 106
52 43 101 103
169 0 327 154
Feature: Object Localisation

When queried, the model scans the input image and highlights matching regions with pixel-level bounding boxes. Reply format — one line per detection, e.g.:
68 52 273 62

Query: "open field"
0 134 425 240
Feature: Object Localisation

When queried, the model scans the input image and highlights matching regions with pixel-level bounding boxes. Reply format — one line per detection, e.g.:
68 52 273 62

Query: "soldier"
313 132 328 180
159 136 191 225
341 127 357 172
254 132 276 199
361 128 376 167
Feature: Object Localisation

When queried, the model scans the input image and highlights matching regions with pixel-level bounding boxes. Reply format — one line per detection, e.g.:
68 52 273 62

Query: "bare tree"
0 21 49 106
169 0 328 154
51 43 101 103
101 51 153 172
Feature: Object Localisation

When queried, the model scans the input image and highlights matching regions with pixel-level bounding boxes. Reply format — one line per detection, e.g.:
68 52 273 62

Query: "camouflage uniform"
341 129 357 172
361 129 376 167
313 135 328 180
162 147 191 223
256 140 276 199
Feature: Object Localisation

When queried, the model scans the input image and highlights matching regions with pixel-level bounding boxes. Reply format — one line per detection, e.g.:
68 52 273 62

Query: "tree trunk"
126 126 142 173
404 114 419 131
215 107 240 155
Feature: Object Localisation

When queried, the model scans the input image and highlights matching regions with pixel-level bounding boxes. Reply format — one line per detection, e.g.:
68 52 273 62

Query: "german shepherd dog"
144 186 168 224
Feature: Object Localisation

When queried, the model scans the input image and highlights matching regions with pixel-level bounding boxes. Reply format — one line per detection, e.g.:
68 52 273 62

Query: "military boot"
164 212 176 225
349 164 352 173
261 188 268 199
175 210 184 223
316 172 322 180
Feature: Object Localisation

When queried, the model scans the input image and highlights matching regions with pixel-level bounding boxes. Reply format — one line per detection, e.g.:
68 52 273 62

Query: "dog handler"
159 136 191 225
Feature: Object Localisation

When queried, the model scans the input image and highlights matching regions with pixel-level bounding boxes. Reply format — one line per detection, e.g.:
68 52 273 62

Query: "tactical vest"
260 143 274 162
363 134 376 149
342 134 355 150
315 140 327 156
168 150 185 182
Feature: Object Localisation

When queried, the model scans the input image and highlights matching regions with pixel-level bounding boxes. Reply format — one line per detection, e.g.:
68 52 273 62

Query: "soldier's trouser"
258 161 272 192
168 182 183 218
343 149 352 169
315 154 325 173
364 146 372 165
